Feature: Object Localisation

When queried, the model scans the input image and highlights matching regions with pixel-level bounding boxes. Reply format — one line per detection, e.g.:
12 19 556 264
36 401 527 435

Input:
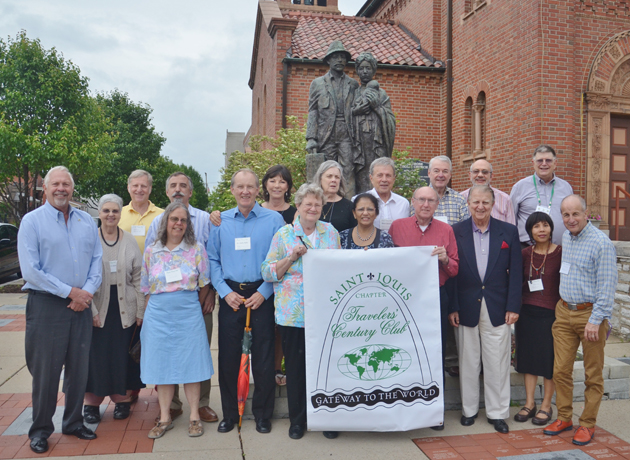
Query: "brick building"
247 0 630 238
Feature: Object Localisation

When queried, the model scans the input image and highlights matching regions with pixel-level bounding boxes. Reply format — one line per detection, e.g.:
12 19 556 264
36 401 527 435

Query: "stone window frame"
461 88 491 165
462 0 490 21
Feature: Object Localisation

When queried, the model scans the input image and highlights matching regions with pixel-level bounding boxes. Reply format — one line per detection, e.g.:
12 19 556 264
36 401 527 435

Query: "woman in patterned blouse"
338 193 394 249
140 202 213 439
261 183 340 441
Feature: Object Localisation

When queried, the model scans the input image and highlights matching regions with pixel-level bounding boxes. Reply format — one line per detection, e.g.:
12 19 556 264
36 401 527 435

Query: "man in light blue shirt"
207 169 284 435
145 171 218 424
18 166 102 454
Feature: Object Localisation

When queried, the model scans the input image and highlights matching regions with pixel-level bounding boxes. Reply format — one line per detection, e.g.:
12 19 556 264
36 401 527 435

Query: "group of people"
16 143 617 454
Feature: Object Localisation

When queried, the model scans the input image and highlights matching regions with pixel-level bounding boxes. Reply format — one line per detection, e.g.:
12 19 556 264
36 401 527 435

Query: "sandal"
532 408 553 426
148 418 174 439
513 404 537 422
188 420 204 437
275 370 286 386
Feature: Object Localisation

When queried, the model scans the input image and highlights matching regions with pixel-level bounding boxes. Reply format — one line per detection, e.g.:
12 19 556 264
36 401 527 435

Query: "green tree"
88 90 166 203
392 148 427 200
0 30 114 223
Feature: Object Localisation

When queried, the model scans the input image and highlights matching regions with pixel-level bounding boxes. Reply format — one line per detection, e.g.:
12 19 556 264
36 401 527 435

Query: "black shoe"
218 418 235 433
447 366 460 378
63 425 97 440
256 418 271 434
114 402 131 420
29 437 48 454
83 405 100 424
430 424 445 431
460 413 478 426
289 424 304 439
323 431 339 439
488 418 509 433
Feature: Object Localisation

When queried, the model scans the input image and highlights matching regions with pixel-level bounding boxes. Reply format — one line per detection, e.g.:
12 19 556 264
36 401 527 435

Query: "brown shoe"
188 420 204 437
573 426 595 446
543 419 573 436
154 408 183 424
148 418 174 439
514 404 537 422
199 406 218 423
532 408 553 426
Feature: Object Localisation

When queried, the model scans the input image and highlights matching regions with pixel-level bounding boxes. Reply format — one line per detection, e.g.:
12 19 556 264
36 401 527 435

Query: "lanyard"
532 175 554 208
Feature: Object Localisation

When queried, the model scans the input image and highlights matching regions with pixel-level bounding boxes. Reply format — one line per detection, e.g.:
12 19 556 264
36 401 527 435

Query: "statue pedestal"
306 152 325 183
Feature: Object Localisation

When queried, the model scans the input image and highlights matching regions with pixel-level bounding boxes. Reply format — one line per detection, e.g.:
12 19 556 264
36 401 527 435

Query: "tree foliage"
392 148 428 200
0 31 115 222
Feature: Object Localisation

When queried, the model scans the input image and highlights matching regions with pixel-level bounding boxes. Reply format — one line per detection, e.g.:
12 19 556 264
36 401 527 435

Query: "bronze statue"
352 52 396 194
306 41 359 198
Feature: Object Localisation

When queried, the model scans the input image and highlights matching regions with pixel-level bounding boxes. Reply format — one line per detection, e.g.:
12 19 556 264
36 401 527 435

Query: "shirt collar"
232 202 261 218
127 200 161 216
534 173 556 185
152 240 193 254
293 216 326 238
430 184 454 196
569 221 592 241
472 219 491 234
44 200 76 220
370 188 395 204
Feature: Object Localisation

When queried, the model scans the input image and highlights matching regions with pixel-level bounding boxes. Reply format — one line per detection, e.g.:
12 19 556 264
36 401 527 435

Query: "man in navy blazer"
449 185 522 434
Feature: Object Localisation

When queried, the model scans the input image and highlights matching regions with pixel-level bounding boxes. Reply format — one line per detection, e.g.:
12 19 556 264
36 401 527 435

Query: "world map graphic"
338 344 412 381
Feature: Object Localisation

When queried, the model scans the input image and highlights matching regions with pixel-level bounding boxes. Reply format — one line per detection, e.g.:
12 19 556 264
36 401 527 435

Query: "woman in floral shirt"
141 202 213 439
262 183 340 441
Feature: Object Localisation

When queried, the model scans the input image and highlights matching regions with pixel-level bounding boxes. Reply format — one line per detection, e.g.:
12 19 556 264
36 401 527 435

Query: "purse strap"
129 324 139 351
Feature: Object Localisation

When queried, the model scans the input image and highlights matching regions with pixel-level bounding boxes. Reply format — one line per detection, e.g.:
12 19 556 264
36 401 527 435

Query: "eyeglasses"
301 203 322 210
535 159 555 165
168 217 188 224
101 209 120 214
356 207 376 213
413 198 437 204
471 170 491 175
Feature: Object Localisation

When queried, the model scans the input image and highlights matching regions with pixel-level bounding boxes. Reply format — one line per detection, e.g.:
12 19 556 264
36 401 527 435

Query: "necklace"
530 243 549 276
100 227 120 247
321 202 335 222
355 226 375 242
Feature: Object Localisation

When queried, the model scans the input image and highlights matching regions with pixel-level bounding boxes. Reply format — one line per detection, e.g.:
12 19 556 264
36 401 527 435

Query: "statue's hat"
323 40 352 63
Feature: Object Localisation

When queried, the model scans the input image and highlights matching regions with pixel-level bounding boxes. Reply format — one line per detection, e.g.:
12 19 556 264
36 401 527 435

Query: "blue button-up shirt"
145 204 212 249
207 203 284 299
18 201 103 298
559 223 617 325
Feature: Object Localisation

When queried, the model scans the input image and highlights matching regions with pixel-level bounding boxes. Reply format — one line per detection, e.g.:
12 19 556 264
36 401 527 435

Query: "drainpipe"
282 61 289 129
445 0 453 158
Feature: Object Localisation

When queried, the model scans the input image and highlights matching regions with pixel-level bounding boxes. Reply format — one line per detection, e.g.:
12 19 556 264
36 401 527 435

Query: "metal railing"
615 185 630 240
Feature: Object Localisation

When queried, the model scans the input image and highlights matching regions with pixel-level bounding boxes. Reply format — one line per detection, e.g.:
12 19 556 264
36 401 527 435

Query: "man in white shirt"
354 157 410 232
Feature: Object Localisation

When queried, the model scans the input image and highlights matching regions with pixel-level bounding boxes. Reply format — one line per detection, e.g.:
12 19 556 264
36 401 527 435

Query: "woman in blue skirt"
141 202 213 439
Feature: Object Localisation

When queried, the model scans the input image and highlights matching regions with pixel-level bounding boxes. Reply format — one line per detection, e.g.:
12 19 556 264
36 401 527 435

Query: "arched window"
257 98 260 134
464 97 473 154
263 85 267 136
473 92 486 157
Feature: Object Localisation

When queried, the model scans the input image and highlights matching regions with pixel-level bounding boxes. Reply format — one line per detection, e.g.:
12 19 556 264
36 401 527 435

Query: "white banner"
303 246 443 432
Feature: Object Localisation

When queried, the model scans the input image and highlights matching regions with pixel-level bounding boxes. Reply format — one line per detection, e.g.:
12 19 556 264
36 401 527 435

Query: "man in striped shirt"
543 195 617 446
460 160 515 225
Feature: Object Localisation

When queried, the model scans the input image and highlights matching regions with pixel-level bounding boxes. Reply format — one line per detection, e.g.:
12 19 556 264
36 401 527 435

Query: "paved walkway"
2 282 630 460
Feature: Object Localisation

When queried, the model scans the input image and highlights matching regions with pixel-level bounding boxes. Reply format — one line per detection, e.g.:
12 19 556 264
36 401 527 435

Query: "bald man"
460 160 515 225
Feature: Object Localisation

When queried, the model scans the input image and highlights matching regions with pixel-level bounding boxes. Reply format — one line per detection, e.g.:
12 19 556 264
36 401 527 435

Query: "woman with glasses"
338 193 394 249
141 202 213 439
83 194 145 424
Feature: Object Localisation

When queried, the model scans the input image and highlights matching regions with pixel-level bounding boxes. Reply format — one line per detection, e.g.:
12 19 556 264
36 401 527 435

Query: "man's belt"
28 289 61 299
226 280 264 292
561 299 593 311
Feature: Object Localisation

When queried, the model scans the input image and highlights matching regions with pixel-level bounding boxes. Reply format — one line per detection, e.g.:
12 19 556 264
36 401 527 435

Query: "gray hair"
369 157 396 176
469 160 493 173
561 194 587 211
355 52 377 72
44 166 74 188
429 155 452 171
533 145 556 158
128 169 153 186
467 185 495 204
294 183 327 208
166 172 193 191
412 186 439 201
156 202 196 247
98 194 123 211
313 160 347 197
231 168 260 188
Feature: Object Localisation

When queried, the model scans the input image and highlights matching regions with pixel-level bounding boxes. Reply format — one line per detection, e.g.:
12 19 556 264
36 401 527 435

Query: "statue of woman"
352 52 396 194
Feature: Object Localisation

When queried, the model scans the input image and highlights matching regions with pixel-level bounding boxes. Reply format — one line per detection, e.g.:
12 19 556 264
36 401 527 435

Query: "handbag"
129 324 141 364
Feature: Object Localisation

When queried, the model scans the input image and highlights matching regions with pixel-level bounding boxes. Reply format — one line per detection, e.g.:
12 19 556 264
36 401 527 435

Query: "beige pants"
553 300 607 428
457 299 511 420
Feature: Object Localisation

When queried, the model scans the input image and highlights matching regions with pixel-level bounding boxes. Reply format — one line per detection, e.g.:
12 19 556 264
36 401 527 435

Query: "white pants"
457 299 511 420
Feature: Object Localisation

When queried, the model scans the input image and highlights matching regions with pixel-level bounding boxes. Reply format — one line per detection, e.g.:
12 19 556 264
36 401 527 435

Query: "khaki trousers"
552 300 607 428
171 311 213 409
457 299 511 420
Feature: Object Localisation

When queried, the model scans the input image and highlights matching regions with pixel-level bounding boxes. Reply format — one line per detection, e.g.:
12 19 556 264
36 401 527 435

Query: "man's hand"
431 246 449 266
505 312 519 325
68 300 89 312
244 292 265 310
202 289 216 315
584 322 600 342
225 292 244 310
210 211 221 227
69 287 93 305
92 314 101 327
305 139 318 154
449 312 459 327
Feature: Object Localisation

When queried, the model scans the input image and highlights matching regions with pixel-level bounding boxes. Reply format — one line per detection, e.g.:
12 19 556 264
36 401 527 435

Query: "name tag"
109 260 117 273
560 262 571 275
535 206 551 215
528 279 544 292
380 219 393 232
131 225 146 236
434 215 449 224
165 268 183 283
235 237 251 250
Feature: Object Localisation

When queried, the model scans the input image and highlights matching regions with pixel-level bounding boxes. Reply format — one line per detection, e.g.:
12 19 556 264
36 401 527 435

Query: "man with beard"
18 166 103 453
145 172 218 424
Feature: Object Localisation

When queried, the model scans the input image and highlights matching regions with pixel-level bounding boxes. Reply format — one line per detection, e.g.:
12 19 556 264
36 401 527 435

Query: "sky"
0 0 367 190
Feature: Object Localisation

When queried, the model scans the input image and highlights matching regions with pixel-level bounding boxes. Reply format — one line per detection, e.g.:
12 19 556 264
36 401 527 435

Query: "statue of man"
306 41 359 198
352 52 396 194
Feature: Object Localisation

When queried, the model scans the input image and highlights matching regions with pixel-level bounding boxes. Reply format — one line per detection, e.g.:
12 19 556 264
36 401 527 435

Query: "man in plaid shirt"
543 195 617 446
429 155 470 225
